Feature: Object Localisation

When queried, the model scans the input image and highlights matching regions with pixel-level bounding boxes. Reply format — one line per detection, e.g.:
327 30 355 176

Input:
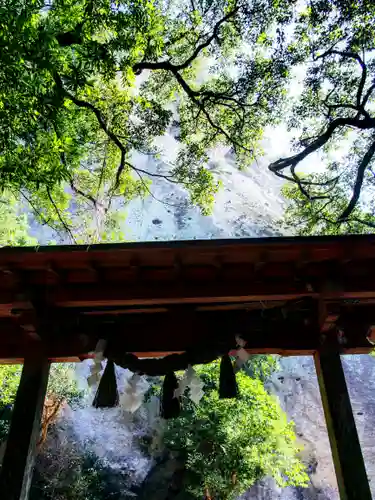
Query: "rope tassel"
161 372 180 419
93 359 119 408
219 354 238 399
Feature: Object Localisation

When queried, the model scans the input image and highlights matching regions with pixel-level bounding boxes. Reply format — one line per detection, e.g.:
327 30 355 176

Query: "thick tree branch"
362 83 375 109
131 7 251 149
316 49 368 112
324 102 371 120
170 70 253 153
173 6 240 72
54 74 179 193
316 49 364 65
276 48 375 226
270 116 375 214
131 7 257 158
338 138 375 221
134 51 252 155
133 6 239 75
69 177 101 208
269 116 375 174
113 150 127 192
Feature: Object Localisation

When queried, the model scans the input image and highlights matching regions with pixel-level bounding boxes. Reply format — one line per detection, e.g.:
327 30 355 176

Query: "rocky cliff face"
244 354 375 500
124 134 286 242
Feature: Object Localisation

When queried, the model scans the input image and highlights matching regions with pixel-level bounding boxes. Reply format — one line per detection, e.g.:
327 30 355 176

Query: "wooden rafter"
0 235 375 361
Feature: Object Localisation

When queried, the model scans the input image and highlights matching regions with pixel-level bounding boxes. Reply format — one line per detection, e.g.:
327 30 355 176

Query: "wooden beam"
42 281 318 307
0 299 373 359
15 276 375 310
0 332 371 361
0 346 373 365
314 352 371 500
0 353 50 500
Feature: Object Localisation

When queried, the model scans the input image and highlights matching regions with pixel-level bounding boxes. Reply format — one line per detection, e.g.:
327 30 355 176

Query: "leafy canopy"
272 1 375 234
0 0 292 243
5 1 375 239
0 192 37 246
164 361 308 499
281 178 375 236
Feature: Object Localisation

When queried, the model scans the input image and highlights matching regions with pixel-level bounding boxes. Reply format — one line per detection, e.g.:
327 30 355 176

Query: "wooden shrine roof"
1 234 375 362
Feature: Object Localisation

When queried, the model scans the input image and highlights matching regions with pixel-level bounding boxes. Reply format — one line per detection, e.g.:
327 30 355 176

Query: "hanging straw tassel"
93 359 119 408
219 354 238 399
161 372 180 419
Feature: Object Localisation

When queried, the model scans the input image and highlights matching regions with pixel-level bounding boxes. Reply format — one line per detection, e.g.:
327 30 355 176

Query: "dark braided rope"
106 340 235 376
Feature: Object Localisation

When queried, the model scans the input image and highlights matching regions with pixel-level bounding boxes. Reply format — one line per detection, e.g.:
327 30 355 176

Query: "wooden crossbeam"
1 277 375 312
0 296 373 361
0 304 372 360
0 281 315 309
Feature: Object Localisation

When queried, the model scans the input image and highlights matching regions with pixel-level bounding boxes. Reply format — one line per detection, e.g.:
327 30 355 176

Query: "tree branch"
276 49 375 223
316 49 370 114
54 73 130 192
69 177 101 208
362 83 375 109
55 74 146 194
54 74 179 193
170 70 253 153
58 153 102 210
173 6 240 72
324 102 371 120
96 140 109 200
113 150 127 192
287 163 339 201
130 169 181 208
350 217 375 229
46 187 77 244
133 6 240 75
130 7 259 158
269 116 375 175
307 199 334 224
338 138 375 221
19 191 53 228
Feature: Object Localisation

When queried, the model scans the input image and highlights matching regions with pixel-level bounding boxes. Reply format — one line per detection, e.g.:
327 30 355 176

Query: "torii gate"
0 234 374 500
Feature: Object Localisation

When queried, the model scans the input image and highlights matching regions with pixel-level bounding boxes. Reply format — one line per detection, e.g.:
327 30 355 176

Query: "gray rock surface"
125 141 285 242
343 355 375 494
243 354 375 500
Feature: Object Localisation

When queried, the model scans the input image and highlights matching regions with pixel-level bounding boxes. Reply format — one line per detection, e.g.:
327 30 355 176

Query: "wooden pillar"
314 351 371 500
0 353 50 500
